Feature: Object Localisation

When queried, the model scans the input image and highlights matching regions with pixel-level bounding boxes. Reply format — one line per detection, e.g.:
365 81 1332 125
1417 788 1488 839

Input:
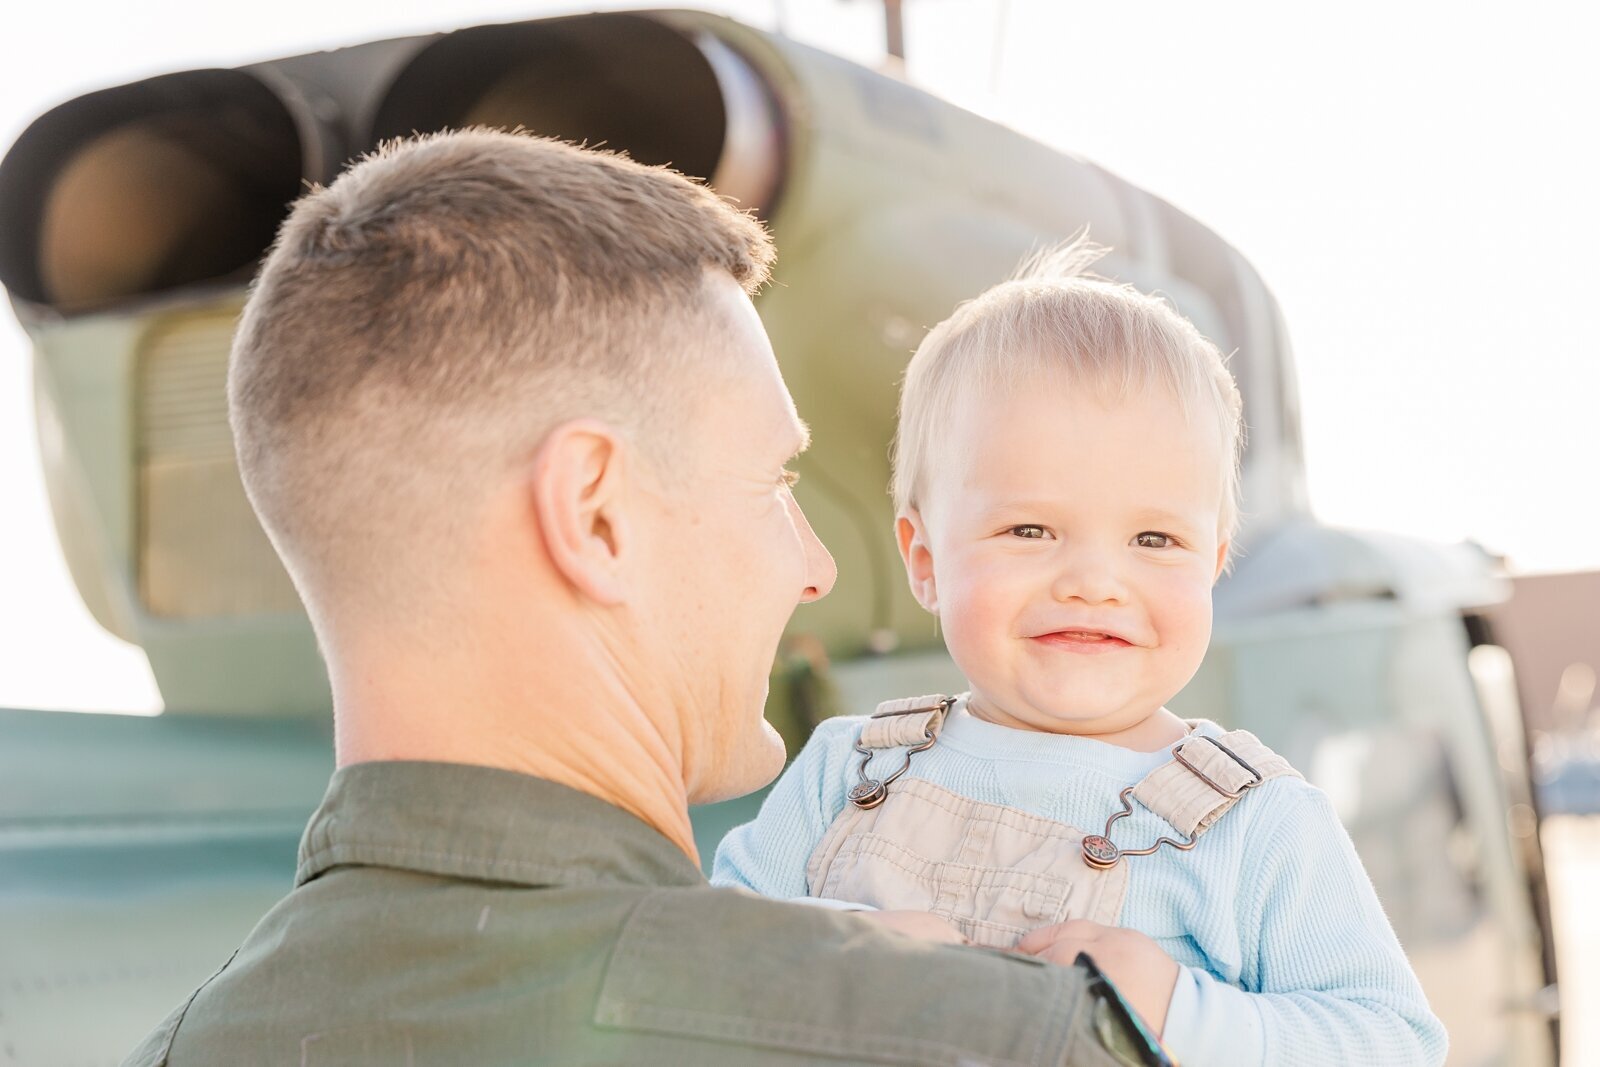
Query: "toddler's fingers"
1023 936 1095 969
1016 918 1107 955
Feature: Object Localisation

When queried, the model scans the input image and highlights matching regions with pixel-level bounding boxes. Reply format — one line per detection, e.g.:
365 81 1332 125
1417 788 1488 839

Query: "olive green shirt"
123 761 1146 1066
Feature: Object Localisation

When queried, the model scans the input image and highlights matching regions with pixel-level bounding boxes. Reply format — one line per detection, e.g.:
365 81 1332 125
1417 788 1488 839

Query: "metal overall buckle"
1080 735 1264 870
847 696 955 810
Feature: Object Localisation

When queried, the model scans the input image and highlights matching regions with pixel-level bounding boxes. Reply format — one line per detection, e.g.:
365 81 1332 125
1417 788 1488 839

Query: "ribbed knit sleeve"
711 715 863 897
1162 786 1447 1067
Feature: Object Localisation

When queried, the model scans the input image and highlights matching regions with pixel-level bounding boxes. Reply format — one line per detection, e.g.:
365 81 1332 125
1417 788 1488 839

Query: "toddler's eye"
1134 532 1173 549
1009 525 1048 539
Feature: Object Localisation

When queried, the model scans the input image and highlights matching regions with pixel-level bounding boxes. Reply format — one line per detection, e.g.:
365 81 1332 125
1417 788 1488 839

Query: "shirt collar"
295 760 706 890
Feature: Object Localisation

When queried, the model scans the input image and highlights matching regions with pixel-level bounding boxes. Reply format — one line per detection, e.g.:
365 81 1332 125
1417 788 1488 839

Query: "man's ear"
529 420 629 606
896 510 939 614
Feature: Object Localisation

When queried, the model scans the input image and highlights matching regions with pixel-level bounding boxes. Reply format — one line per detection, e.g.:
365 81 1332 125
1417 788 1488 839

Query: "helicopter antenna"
883 0 905 61
847 0 907 64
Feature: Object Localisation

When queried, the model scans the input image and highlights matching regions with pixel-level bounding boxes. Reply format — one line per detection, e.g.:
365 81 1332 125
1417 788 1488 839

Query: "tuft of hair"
891 234 1245 542
229 128 774 620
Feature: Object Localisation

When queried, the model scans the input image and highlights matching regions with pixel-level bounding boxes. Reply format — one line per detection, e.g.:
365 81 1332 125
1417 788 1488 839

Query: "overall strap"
846 695 956 810
1130 730 1301 838
857 694 956 750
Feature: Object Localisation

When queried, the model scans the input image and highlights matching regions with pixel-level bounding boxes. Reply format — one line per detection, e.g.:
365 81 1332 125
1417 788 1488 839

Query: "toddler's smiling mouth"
1031 628 1134 651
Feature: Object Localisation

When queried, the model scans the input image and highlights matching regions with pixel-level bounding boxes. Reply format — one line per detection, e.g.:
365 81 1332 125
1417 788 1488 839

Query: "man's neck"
330 632 701 864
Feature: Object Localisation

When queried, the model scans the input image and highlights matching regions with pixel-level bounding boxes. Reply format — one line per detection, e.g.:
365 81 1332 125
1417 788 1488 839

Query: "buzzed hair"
230 129 773 618
892 238 1245 542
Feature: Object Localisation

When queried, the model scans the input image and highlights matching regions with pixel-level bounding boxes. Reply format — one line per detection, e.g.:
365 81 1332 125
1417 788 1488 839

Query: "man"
124 130 1167 1066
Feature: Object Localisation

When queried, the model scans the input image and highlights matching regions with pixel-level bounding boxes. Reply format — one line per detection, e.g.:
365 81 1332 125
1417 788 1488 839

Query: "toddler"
713 242 1447 1067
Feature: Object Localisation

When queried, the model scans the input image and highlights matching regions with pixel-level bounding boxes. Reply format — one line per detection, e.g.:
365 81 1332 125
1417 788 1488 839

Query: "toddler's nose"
1049 548 1127 605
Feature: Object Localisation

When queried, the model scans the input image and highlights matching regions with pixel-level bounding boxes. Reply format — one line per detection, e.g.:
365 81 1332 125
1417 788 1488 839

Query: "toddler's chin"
968 692 1115 735
993 688 1156 735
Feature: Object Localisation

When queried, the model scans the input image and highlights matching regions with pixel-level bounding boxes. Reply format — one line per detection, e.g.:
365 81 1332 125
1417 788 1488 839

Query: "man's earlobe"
895 512 938 613
530 420 629 606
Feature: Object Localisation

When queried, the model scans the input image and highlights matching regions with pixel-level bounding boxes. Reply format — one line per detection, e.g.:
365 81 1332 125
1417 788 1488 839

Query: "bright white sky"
1 0 1596 713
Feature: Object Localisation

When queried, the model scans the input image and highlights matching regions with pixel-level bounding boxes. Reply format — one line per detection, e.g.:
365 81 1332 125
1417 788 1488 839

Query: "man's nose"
1049 543 1126 605
789 496 837 603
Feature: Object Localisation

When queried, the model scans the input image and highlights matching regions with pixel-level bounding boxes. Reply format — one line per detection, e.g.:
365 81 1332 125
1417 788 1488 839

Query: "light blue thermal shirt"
711 704 1447 1067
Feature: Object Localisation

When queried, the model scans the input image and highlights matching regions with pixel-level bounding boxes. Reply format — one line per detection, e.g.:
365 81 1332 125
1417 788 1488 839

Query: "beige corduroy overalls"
805 695 1302 949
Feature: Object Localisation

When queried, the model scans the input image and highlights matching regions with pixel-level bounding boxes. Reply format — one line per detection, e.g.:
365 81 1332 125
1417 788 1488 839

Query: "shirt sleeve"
710 715 863 898
1160 786 1448 1067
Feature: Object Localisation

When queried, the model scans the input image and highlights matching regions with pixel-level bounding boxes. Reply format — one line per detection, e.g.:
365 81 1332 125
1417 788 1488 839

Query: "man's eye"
1010 525 1048 539
779 468 800 489
1134 532 1174 549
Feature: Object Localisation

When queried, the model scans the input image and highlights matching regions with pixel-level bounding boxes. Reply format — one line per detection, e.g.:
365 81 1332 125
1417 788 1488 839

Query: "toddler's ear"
896 512 939 613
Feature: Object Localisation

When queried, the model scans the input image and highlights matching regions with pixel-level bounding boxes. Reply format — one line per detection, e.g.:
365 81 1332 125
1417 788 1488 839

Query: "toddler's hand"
1016 919 1179 1035
860 910 970 946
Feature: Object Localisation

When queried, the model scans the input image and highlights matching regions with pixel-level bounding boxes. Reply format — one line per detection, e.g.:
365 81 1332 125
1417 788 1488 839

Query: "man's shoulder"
131 870 646 1064
141 872 1124 1066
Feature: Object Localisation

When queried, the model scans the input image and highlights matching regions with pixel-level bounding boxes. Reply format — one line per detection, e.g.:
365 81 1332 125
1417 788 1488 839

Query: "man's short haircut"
229 129 774 616
891 238 1245 542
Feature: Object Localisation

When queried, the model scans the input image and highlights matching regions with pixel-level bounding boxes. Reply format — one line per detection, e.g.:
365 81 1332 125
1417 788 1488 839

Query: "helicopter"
0 8 1560 1063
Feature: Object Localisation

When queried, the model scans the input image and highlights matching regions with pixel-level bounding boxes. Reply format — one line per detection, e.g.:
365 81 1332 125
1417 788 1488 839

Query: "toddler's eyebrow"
1134 508 1200 530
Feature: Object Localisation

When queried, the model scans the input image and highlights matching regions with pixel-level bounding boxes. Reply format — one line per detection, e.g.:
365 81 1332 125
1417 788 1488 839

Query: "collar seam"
932 734 1175 772
296 841 608 888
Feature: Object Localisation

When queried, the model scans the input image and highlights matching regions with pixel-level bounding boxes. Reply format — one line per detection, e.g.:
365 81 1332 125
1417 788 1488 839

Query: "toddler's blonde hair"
891 237 1245 542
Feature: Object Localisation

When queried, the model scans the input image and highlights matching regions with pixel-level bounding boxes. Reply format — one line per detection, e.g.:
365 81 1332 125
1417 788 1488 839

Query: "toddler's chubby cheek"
932 573 995 628
1158 580 1215 627
936 594 1020 682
